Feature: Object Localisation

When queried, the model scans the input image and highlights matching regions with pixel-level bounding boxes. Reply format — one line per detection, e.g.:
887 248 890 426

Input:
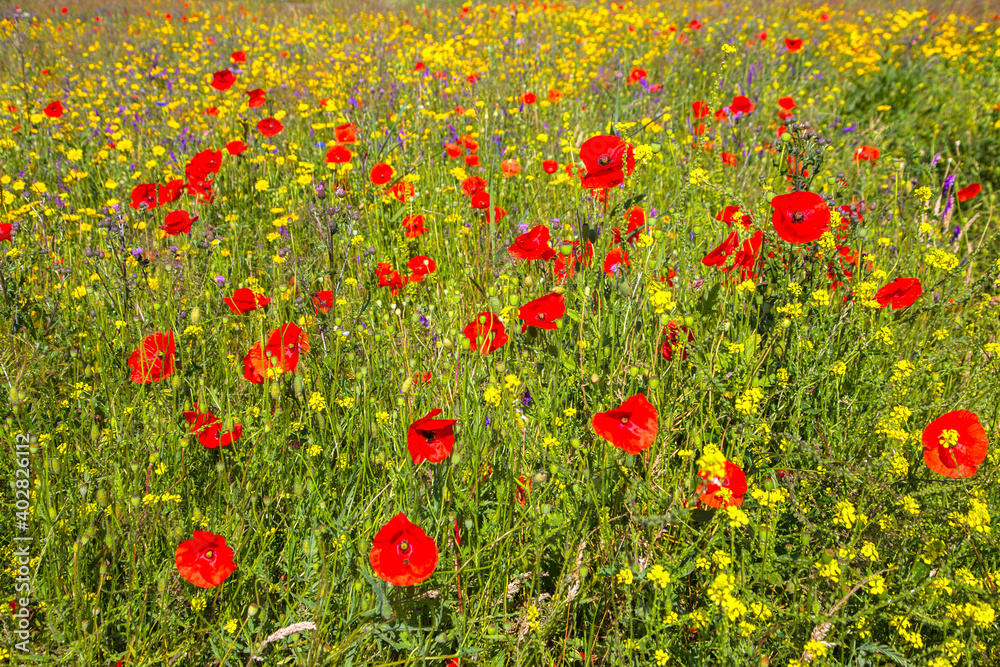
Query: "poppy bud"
216 461 225 473
302 538 311 556
293 480 304 497
100 561 109 576
693 226 702 235
649 379 660 390
48 505 57 520
247 603 260 617
270 383 281 402
130 461 139 473
570 438 581 448
781 318 792 329
97 488 108 506
172 377 182 389
91 423 101 442
189 307 201 324
263 495 272 507
180 437 189 448
50 459 60 474
130 495 141 508
149 450 160 463
293 376 304 399
560 243 573 255
630 366 640 378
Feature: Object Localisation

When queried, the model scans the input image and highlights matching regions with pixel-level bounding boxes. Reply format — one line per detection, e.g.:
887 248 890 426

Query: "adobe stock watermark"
12 433 33 653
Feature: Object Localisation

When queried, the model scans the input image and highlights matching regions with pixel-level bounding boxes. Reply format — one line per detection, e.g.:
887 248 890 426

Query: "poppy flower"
402 214 427 238
211 70 237 91
157 179 185 205
770 191 831 244
160 210 197 236
957 183 981 202
784 38 803 53
183 404 243 449
603 248 631 276
445 142 464 159
689 19 702 29
461 176 487 197
390 181 414 203
130 183 158 210
922 410 989 478
246 88 266 108
459 134 478 152
407 255 437 282
128 331 175 384
175 531 237 588
629 67 647 83
334 123 358 144
578 135 636 190
186 149 223 179
509 225 556 261
703 232 740 269
727 95 755 117
407 409 458 464
376 263 408 295
516 476 531 506
520 92 537 105
256 118 284 137
692 100 709 119
697 459 747 508
470 192 490 210
0 223 12 243
43 100 64 118
542 159 558 174
463 312 508 354
778 96 796 111
325 145 352 163
242 343 270 384
661 322 694 361
853 145 880 163
592 393 659 455
721 152 737 166
518 292 565 333
548 89 563 102
464 154 481 167
313 290 334 314
874 278 922 309
265 323 309 374
225 140 247 156
369 162 394 185
613 207 645 244
231 50 246 63
369 513 439 586
500 159 521 177
224 287 271 314
716 205 752 229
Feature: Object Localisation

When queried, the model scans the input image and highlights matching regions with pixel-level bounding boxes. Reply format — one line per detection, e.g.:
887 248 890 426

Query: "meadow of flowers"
1 0 999 664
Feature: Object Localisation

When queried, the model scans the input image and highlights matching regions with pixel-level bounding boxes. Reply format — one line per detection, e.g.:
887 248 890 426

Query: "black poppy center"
203 550 214 560
619 415 630 425
536 312 547 321
792 211 805 223
597 155 612 166
419 429 438 444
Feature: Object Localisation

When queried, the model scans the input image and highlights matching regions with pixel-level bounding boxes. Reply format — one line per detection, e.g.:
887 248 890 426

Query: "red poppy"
128 331 175 384
265 323 309 374
520 92 537 105
158 179 184 205
629 67 647 83
548 89 563 102
509 225 556 261
463 312 508 354
313 290 334 314
784 38 803 53
376 263 407 295
500 160 521 177
407 409 457 464
225 140 247 155
334 123 358 144
518 292 565 333
873 278 922 309
160 210 197 235
183 404 243 449
716 205 752 229
703 232 740 269
578 135 636 190
692 100 709 119
922 410 989 478
542 159 558 174
369 513 439 586
224 287 271 314
391 181 414 203
211 70 237 91
407 255 437 282
853 145 880 163
399 214 427 238
727 95 755 117
370 162 394 185
516 476 531 506
698 459 747 508
242 343 269 384
256 118 284 137
130 183 158 210
770 191 830 244
459 134 478 152
231 50 246 63
661 322 694 361
778 96 796 111
175 531 237 588
0 223 12 242
957 183 981 202
689 19 702 29
461 176 487 197
721 152 737 166
603 248 631 276
613 207 645 244
445 142 463 159
464 154 481 167
470 192 490 210
693 122 707 136
43 100 64 118
186 149 223 180
325 145 352 163
591 394 659 455
246 88 266 108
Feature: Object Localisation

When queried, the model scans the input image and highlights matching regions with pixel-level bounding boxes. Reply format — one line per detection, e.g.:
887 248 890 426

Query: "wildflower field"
2 0 1000 664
